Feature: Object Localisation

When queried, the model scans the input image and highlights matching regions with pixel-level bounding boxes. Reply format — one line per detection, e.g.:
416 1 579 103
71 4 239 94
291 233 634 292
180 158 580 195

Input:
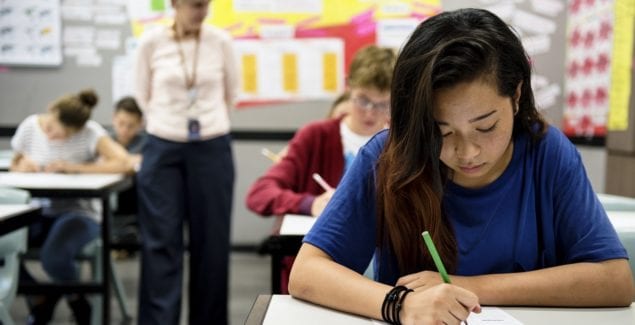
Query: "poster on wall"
443 0 566 126
563 0 615 138
127 0 441 106
0 0 62 66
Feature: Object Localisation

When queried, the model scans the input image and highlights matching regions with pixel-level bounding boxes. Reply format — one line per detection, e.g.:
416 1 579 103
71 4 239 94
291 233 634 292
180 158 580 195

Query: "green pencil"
422 231 451 283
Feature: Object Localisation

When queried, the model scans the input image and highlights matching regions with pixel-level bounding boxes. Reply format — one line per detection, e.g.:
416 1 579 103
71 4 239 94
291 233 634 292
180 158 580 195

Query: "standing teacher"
133 1 238 324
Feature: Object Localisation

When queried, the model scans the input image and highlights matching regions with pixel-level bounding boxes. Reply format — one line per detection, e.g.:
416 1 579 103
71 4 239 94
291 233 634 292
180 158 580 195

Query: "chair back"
0 187 30 204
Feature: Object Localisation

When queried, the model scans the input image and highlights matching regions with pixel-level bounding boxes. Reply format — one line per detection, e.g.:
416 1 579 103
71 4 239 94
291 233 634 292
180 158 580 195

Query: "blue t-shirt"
304 126 627 285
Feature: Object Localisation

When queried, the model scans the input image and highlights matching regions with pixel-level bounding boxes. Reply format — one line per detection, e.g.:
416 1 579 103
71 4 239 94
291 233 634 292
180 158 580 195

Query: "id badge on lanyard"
186 88 200 141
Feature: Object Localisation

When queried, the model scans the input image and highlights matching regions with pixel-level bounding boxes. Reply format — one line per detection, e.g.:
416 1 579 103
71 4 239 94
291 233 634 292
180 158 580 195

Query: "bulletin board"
126 0 441 105
0 0 63 66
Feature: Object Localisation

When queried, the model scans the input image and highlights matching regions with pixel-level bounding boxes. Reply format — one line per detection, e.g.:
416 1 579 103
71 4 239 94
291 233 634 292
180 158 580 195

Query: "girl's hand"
14 156 40 173
311 189 334 217
397 270 447 291
44 160 73 173
400 283 480 325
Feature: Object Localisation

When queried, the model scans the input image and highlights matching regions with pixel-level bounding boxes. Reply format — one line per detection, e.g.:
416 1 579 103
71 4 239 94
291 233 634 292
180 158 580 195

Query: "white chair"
0 187 30 325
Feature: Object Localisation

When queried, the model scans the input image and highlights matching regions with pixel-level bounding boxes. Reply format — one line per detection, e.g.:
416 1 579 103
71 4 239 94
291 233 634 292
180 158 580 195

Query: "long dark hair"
376 8 546 275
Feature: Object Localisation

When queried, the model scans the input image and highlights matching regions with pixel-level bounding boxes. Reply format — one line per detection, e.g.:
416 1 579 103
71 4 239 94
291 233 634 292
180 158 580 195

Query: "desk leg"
271 253 281 294
101 196 111 325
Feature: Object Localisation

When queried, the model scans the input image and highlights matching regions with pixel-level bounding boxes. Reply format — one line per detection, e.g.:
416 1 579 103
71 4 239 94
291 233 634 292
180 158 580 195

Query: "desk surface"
0 204 39 220
0 204 41 236
0 172 125 190
279 214 316 236
607 210 635 230
248 295 635 325
0 172 131 198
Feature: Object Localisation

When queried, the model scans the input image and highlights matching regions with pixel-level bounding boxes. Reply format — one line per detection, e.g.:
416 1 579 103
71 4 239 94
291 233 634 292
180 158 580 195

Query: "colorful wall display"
127 0 441 105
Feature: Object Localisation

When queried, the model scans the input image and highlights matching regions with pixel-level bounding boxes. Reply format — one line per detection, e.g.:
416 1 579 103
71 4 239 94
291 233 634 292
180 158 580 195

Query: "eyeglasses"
352 96 390 113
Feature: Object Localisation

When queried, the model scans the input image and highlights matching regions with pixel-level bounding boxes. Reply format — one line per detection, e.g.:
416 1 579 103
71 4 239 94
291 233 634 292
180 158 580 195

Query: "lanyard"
175 27 200 90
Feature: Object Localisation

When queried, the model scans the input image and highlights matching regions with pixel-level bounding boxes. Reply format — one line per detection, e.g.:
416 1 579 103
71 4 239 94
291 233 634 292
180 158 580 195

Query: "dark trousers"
136 134 234 325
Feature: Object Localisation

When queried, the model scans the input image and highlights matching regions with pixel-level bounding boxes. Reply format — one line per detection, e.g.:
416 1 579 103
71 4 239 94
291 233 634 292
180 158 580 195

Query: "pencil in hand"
312 173 334 192
422 231 451 283
261 148 281 163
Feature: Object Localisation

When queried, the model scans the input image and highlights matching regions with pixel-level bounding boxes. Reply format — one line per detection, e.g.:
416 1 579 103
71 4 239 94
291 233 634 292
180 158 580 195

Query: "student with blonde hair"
246 45 396 293
11 88 130 325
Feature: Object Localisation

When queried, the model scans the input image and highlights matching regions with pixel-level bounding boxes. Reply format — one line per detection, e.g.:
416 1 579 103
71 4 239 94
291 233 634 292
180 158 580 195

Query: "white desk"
0 204 41 236
279 214 316 235
0 172 126 191
0 172 132 325
247 295 635 325
607 210 635 230
599 193 635 212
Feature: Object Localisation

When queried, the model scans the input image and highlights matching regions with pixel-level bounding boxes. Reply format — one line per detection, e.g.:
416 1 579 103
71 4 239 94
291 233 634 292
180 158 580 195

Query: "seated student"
109 96 146 257
246 45 396 293
110 96 146 173
11 89 130 325
327 91 352 119
269 91 354 163
288 8 634 325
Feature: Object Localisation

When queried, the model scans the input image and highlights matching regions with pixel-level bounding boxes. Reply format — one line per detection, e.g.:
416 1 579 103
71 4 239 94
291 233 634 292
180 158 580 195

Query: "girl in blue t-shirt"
288 8 634 325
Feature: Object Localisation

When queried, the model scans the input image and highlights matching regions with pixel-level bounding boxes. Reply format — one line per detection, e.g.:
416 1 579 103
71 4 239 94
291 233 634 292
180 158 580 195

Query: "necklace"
174 24 201 107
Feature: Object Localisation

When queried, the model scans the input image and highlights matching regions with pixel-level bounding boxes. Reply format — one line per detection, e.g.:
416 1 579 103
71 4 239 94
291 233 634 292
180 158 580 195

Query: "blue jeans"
27 212 100 281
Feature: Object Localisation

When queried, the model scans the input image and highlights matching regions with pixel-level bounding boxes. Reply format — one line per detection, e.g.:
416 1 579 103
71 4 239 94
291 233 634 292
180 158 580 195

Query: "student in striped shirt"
11 88 130 325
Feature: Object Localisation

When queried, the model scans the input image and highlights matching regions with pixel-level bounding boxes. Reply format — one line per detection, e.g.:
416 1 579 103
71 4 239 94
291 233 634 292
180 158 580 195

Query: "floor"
10 251 272 324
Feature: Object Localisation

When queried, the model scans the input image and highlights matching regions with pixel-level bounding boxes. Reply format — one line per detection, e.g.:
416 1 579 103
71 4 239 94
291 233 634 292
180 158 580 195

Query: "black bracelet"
394 287 414 325
381 286 410 324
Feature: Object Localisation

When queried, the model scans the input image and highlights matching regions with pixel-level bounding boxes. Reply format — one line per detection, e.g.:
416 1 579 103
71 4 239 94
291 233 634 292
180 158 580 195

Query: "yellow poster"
608 0 634 131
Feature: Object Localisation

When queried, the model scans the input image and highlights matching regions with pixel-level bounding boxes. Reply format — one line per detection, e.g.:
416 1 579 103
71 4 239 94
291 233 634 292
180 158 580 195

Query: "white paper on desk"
279 214 316 236
467 307 524 324
370 307 524 325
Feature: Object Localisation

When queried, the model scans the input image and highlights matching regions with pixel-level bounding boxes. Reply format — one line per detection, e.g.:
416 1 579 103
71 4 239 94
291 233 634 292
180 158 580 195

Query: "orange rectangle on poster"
323 52 337 92
282 53 298 93
242 54 258 93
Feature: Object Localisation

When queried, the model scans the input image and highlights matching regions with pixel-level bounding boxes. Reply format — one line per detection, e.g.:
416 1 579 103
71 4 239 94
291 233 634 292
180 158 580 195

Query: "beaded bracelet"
394 287 414 324
381 285 413 325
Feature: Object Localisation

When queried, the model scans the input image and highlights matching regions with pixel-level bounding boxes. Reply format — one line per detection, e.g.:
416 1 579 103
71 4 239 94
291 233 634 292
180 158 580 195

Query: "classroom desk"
263 214 315 294
0 172 132 325
0 204 41 236
246 295 635 325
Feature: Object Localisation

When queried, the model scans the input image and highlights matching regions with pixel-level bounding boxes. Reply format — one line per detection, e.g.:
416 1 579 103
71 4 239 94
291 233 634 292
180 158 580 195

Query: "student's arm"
10 153 40 172
398 259 633 307
245 124 322 216
289 244 481 324
246 147 313 216
44 136 132 174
